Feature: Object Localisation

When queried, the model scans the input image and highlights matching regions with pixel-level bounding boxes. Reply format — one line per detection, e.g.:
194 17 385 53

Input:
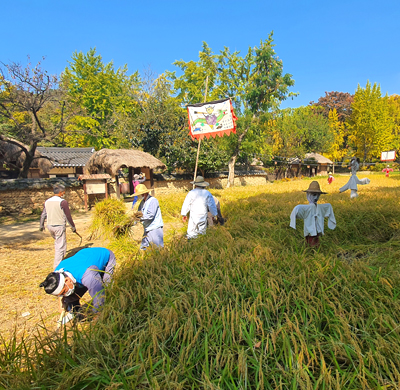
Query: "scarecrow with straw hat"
134 184 164 250
181 176 218 239
290 181 336 247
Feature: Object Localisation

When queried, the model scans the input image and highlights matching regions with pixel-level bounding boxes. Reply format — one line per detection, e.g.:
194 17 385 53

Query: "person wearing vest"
40 184 77 269
39 247 116 313
135 184 164 250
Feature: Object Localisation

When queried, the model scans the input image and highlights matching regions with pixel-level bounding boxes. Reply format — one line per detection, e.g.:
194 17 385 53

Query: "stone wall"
152 172 270 195
0 172 271 215
0 178 106 215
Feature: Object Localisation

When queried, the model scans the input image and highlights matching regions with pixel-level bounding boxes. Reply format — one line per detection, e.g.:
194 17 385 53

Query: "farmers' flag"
187 98 237 140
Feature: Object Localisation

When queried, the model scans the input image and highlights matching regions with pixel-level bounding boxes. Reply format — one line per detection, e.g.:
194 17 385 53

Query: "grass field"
1 174 400 389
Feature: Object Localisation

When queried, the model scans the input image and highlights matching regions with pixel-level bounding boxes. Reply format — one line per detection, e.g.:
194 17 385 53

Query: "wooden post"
83 181 88 211
193 76 209 187
115 175 120 200
128 167 134 195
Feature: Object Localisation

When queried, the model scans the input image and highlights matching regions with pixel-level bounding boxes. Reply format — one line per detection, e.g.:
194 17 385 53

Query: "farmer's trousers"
47 225 66 270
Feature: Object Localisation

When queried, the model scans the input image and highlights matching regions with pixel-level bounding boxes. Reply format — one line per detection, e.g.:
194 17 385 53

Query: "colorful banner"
187 98 237 140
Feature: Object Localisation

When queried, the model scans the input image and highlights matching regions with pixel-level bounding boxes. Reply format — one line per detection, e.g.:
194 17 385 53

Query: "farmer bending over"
39 247 116 313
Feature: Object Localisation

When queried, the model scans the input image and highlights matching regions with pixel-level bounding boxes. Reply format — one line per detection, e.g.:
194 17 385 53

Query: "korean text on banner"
187 98 237 140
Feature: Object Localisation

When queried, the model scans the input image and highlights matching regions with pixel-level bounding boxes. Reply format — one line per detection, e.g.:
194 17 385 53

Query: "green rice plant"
3 175 400 389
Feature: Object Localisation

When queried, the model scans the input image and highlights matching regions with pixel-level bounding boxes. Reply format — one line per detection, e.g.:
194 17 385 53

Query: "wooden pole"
193 76 209 187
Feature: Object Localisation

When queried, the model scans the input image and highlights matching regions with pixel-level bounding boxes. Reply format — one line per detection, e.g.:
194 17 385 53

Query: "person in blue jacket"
39 247 116 313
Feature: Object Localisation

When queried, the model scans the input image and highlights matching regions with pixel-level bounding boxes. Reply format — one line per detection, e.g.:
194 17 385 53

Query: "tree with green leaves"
348 81 395 162
169 33 296 187
270 106 332 158
61 48 139 149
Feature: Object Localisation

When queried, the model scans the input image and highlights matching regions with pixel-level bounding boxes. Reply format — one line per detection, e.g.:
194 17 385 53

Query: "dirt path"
0 212 93 246
0 210 107 340
0 206 185 340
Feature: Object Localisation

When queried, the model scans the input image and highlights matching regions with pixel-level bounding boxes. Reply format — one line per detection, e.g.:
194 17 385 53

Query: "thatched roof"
0 139 53 174
85 149 166 176
304 153 333 164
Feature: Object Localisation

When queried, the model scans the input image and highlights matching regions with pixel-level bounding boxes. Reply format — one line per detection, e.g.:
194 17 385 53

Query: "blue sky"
2 0 399 108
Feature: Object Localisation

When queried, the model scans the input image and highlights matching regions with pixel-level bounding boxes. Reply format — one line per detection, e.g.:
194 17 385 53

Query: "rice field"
1 173 400 389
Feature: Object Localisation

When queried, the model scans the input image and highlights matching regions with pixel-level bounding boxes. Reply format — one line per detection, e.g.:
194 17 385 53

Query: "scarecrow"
327 171 334 185
290 181 336 247
382 165 393 178
339 157 370 198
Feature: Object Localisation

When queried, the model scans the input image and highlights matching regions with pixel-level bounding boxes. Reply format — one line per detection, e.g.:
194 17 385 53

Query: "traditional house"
84 149 166 199
32 147 96 178
303 153 333 176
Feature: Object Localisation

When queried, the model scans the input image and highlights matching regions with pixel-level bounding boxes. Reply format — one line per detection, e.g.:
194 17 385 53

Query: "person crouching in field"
39 247 116 316
40 184 77 269
134 184 164 250
207 195 225 227
290 181 336 247
181 176 218 239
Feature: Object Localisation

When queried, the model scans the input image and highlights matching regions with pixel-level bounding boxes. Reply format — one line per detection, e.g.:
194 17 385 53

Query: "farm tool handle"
74 231 83 246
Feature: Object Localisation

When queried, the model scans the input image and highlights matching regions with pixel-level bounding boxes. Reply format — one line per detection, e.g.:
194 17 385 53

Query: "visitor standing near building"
181 176 218 239
131 173 146 208
40 184 77 269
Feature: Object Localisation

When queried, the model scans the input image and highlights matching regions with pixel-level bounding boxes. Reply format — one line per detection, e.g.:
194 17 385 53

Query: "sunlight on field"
2 174 400 389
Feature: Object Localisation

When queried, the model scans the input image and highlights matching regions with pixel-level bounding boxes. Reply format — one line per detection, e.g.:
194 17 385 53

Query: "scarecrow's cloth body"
290 203 336 237
138 195 164 249
181 188 217 239
339 175 370 193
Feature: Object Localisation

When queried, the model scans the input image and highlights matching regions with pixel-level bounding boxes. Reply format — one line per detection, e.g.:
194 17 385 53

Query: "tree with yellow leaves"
348 81 395 163
324 108 348 169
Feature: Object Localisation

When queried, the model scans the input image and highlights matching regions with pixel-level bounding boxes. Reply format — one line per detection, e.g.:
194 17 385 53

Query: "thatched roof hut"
304 153 333 165
0 139 53 175
304 153 333 176
84 149 166 199
85 149 166 176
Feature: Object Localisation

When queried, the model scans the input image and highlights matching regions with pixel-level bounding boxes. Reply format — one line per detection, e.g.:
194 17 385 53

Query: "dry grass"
2 173 400 389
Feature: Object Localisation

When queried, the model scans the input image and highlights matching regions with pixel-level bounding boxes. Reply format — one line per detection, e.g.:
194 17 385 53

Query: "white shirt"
181 188 217 239
290 203 336 237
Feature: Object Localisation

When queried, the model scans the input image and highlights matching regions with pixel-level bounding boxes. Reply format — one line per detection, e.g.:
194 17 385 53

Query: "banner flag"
187 98 237 140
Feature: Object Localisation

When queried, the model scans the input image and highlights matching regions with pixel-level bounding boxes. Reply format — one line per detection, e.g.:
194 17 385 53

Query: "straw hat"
190 176 209 187
135 184 151 196
303 181 327 194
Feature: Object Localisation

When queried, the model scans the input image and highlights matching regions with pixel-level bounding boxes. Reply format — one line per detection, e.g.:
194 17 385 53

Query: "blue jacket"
55 247 110 284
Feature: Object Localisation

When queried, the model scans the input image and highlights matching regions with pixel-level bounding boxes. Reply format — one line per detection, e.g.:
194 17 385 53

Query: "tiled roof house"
29 147 95 178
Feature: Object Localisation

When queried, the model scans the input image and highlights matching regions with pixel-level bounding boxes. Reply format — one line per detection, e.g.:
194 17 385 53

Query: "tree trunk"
227 155 237 188
18 143 37 178
226 127 250 188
